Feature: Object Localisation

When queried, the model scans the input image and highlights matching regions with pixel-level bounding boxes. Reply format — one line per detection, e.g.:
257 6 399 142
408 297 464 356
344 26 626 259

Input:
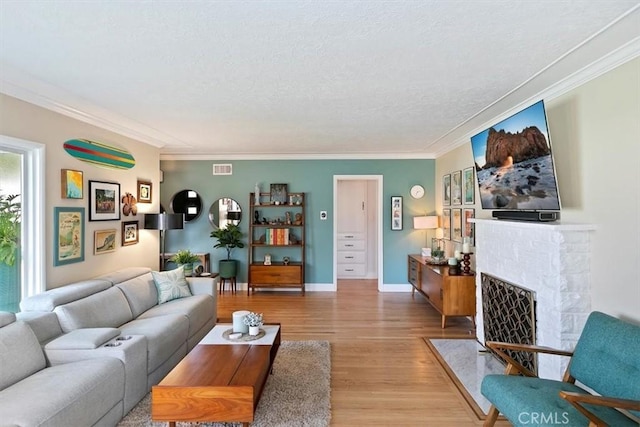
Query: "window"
0 151 21 311
0 135 45 311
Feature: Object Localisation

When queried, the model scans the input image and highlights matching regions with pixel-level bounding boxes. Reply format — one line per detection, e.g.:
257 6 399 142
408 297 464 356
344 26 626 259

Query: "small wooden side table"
219 277 237 294
161 252 210 273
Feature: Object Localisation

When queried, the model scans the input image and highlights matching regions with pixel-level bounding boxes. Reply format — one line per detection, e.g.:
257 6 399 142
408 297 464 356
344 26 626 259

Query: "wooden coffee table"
152 324 281 427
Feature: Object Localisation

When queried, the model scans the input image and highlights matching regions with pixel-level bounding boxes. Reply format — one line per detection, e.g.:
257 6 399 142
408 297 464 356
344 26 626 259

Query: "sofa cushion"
45 328 120 350
54 287 133 332
151 266 192 304
17 311 63 345
139 294 215 340
569 311 640 417
19 279 112 312
115 272 158 318
119 314 189 373
95 266 152 285
0 358 125 427
0 321 46 390
481 374 639 427
0 311 16 327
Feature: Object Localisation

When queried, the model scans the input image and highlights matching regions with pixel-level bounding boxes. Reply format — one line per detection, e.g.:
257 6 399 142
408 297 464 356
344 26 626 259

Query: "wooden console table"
161 252 211 273
408 254 476 328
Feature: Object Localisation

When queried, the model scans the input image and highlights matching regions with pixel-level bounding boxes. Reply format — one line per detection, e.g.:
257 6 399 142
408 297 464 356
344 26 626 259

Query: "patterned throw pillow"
151 266 192 304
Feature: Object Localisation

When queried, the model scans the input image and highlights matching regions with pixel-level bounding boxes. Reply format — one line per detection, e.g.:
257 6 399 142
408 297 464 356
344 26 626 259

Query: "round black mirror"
208 198 242 229
170 189 203 222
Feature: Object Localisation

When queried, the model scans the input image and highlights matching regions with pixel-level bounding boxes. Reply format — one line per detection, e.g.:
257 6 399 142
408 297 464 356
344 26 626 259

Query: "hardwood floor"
217 279 510 426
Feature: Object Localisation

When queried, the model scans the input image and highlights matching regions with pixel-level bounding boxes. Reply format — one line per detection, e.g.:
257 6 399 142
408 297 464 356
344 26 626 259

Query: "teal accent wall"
160 159 435 286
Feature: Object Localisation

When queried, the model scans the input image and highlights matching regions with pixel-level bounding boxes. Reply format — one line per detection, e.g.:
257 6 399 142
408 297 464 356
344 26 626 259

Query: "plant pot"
180 263 194 277
249 325 260 336
0 253 20 312
219 259 237 279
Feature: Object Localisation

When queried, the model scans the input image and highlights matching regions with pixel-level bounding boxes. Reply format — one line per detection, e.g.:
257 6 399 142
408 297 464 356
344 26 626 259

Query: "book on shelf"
264 228 290 245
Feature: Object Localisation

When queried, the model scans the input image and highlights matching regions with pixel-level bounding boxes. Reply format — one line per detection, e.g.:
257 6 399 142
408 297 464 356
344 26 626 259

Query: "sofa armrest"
45 328 120 350
187 276 217 296
486 341 573 378
44 333 148 414
486 341 574 357
559 391 640 426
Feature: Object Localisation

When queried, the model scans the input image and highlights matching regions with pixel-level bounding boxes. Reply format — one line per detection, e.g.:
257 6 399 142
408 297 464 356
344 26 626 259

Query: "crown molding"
0 63 173 148
2 5 638 160
433 6 640 157
159 152 437 161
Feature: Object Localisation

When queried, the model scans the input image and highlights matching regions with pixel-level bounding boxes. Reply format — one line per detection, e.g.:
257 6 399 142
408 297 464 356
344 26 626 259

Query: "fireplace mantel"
471 218 595 379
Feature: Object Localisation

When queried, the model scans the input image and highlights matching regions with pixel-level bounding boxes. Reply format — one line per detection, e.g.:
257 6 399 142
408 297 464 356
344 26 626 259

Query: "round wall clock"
410 184 425 199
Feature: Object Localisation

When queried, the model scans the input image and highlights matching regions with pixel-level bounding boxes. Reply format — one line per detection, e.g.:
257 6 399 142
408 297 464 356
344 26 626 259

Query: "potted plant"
243 312 263 336
432 248 445 261
169 249 200 276
210 223 245 279
0 193 20 267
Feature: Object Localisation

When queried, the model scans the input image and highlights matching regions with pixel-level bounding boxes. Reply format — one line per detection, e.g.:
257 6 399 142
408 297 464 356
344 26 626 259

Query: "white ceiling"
1 1 639 159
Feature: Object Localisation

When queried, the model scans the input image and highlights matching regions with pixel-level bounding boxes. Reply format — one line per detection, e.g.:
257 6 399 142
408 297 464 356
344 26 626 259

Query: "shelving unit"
248 192 305 295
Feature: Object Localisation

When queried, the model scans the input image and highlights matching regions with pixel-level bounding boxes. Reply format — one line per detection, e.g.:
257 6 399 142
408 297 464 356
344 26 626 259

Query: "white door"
337 180 375 279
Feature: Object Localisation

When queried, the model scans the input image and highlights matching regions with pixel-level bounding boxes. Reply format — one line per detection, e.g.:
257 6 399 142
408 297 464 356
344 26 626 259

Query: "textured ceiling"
1 1 639 158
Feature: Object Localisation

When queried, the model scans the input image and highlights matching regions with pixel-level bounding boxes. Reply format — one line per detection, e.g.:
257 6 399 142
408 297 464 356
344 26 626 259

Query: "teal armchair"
481 311 640 427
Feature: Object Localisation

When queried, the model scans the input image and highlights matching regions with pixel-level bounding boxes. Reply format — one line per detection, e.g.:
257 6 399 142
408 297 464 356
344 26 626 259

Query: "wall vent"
213 164 232 175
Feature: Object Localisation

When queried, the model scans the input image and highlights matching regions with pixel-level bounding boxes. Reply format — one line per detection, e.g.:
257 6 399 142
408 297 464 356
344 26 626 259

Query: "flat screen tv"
470 100 561 211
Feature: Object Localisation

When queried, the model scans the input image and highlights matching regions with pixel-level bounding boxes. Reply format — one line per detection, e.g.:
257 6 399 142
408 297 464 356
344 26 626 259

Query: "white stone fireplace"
471 218 595 379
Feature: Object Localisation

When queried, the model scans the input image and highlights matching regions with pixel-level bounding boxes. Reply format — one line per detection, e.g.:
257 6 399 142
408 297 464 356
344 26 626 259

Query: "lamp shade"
144 213 184 231
413 215 438 230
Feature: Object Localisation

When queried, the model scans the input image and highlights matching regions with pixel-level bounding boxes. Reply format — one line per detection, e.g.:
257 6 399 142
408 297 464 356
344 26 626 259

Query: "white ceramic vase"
249 326 260 336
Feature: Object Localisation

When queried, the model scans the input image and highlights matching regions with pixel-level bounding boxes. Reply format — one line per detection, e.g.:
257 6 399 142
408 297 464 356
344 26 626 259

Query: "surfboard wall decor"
64 139 135 170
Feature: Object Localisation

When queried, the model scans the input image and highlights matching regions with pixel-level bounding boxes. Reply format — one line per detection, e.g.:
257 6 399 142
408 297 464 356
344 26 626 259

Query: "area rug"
118 340 331 427
424 338 504 420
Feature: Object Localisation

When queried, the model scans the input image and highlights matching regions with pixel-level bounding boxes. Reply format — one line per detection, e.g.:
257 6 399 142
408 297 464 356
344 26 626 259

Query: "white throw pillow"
151 266 192 304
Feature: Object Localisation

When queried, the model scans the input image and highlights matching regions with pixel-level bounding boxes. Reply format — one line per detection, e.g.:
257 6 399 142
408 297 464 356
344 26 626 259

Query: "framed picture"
137 180 152 204
452 208 463 242
61 169 83 199
391 196 403 230
443 174 451 206
54 207 85 266
270 183 288 204
463 167 475 204
464 208 475 246
452 170 462 205
94 229 117 255
442 208 451 240
89 180 120 221
121 220 139 246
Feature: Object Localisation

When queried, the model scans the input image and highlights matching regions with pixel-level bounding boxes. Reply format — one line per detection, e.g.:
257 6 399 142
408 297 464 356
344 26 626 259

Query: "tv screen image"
470 100 561 211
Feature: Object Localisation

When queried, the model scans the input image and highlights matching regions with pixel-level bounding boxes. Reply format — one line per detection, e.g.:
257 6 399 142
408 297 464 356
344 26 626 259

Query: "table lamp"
413 215 438 257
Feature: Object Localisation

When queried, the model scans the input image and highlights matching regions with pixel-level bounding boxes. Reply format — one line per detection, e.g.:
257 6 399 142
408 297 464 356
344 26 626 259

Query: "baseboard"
226 282 337 292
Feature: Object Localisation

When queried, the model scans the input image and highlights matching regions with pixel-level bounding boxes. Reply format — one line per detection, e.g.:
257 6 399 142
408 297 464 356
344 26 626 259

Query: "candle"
462 243 470 253
232 310 250 334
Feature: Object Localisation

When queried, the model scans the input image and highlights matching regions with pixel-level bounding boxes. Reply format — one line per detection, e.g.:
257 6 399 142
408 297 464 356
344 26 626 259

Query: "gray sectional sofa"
0 267 217 427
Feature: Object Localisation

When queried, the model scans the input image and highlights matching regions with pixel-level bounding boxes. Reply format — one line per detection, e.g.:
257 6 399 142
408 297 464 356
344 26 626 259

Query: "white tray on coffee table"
199 324 280 345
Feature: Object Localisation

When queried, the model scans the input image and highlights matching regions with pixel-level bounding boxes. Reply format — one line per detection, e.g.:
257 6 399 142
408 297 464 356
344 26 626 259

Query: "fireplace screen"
481 273 537 374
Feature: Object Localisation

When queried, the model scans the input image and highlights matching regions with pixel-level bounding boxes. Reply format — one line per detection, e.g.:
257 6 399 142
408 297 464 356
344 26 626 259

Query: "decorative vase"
249 325 260 336
254 183 260 205
232 310 250 334
180 263 194 277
